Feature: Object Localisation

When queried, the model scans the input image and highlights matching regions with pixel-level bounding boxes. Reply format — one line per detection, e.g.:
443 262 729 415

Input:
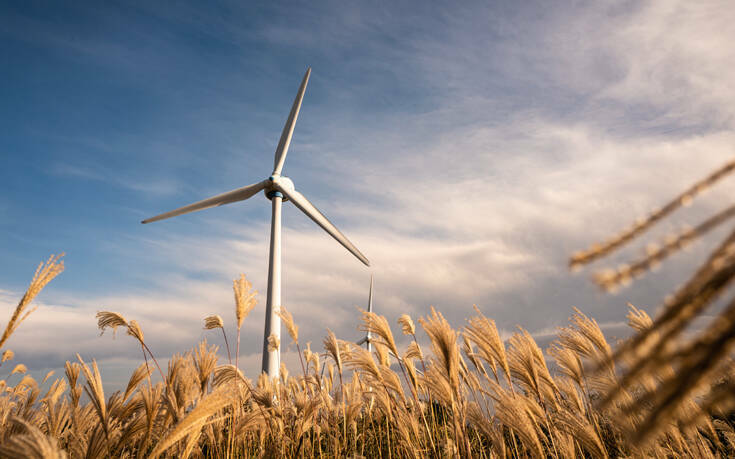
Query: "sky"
2 0 735 389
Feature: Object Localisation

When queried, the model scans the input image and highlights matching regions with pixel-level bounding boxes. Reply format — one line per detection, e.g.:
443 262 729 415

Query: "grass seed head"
204 314 224 330
233 273 257 329
276 306 298 343
267 334 280 352
398 314 415 335
96 311 128 337
1 349 14 364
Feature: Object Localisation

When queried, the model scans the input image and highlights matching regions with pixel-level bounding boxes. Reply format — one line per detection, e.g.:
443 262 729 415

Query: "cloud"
50 162 181 196
2 0 735 392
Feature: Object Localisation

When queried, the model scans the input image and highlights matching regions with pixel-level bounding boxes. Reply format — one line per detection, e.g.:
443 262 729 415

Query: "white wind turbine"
356 275 374 353
141 68 370 378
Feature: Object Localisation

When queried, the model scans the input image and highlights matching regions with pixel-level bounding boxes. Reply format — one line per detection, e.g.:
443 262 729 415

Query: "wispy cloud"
2 0 734 390
50 162 181 196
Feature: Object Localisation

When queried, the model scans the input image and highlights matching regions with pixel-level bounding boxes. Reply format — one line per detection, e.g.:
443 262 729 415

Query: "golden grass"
233 274 257 372
572 156 735 446
1 254 733 458
0 253 64 351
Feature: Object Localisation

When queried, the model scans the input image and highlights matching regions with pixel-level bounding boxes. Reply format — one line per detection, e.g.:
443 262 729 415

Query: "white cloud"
3 0 735 392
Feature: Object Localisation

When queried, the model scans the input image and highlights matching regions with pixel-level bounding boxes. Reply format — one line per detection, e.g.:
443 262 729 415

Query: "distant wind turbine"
355 277 421 375
141 68 370 378
356 275 374 353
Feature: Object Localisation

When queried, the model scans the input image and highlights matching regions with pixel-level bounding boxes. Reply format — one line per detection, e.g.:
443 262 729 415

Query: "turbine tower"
356 275 374 353
141 68 369 377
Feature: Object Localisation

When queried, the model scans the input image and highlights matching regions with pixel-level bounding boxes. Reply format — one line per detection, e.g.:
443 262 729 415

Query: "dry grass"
1 258 733 457
572 156 735 446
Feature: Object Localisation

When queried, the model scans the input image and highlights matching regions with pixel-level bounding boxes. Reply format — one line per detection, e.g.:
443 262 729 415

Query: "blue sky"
2 0 735 387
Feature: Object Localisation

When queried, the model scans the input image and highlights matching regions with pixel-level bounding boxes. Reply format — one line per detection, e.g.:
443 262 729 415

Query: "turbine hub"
265 175 295 201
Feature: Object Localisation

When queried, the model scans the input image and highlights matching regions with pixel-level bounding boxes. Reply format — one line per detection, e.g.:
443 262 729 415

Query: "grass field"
0 256 733 458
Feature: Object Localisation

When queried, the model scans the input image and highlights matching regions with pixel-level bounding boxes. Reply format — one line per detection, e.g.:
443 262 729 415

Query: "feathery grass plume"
570 157 735 269
418 307 459 396
213 364 248 389
233 273 257 370
252 374 276 408
10 363 27 376
715 420 735 455
604 229 735 391
420 361 454 407
375 341 390 366
465 305 511 387
404 340 423 361
485 381 546 457
360 308 400 360
204 314 232 364
41 370 55 385
567 308 611 359
323 329 343 374
14 373 37 390
303 342 313 368
548 343 585 392
571 156 735 448
232 410 266 441
40 377 68 439
97 310 167 387
149 386 234 458
307 347 320 375
126 319 144 342
594 204 735 292
398 314 415 336
555 410 608 458
345 345 382 384
507 328 558 407
0 253 64 351
403 353 420 395
556 309 614 392
1 349 14 364
276 306 298 343
467 402 504 456
267 334 280 353
627 303 653 332
204 314 224 329
76 355 112 453
621 297 735 445
96 311 128 336
193 340 219 395
615 245 735 390
63 361 81 407
233 274 257 327
0 417 67 459
462 334 484 378
166 351 200 420
555 376 586 414
123 363 151 402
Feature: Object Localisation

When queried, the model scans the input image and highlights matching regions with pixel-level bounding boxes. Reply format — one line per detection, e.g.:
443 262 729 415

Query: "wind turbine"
356 275 374 353
141 68 370 378
355 277 420 375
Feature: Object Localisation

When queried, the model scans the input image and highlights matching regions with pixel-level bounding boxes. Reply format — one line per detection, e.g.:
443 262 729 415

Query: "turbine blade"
141 180 267 224
357 337 367 346
272 68 311 176
275 184 370 266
